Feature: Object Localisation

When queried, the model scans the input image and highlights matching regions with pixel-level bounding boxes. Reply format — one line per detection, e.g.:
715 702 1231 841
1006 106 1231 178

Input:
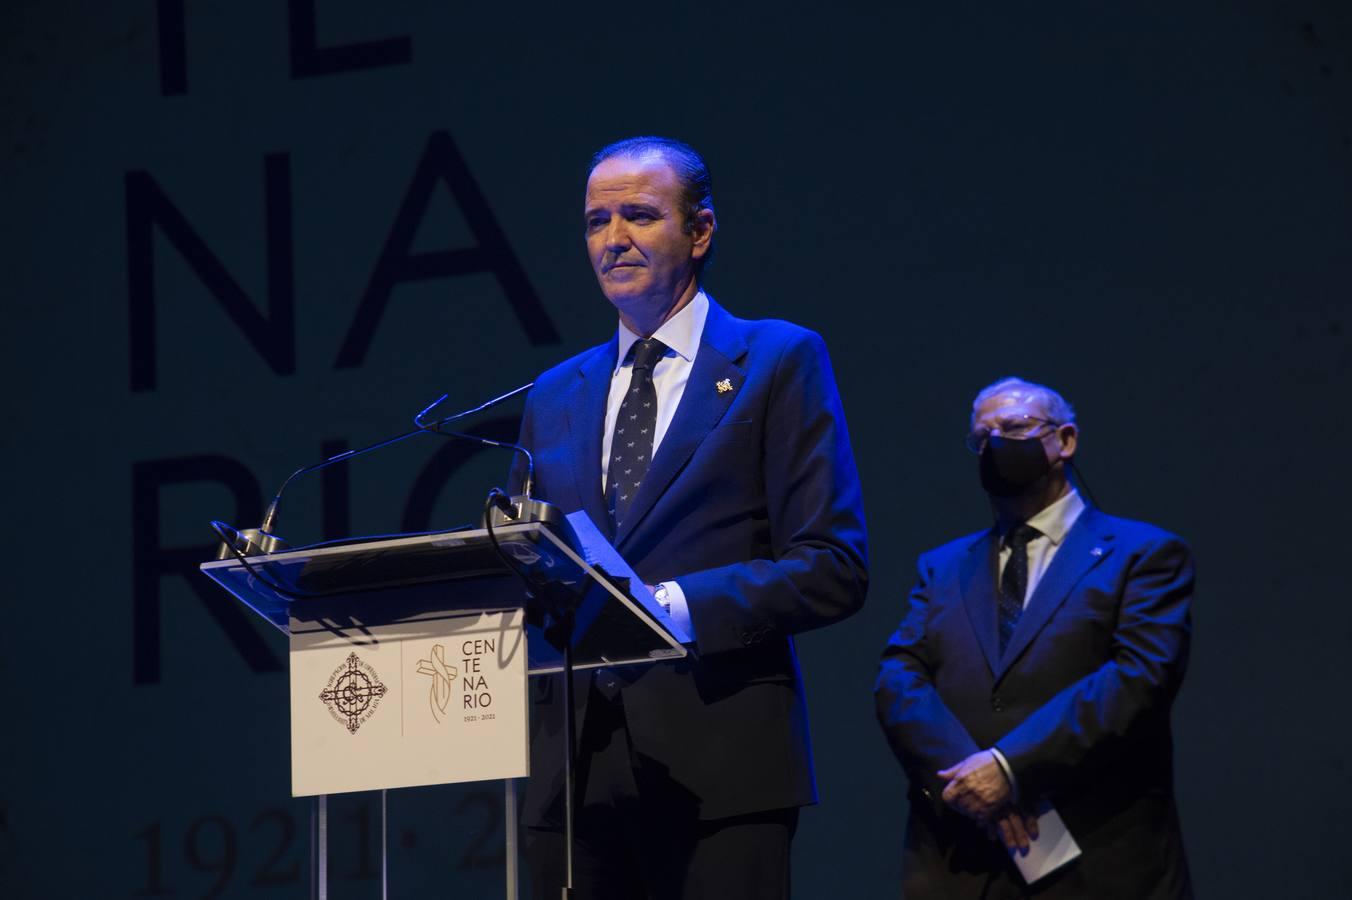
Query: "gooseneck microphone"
414 382 537 499
247 382 535 551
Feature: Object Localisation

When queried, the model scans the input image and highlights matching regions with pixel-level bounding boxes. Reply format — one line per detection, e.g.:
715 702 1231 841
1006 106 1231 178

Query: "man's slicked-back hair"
971 376 1077 429
588 136 717 278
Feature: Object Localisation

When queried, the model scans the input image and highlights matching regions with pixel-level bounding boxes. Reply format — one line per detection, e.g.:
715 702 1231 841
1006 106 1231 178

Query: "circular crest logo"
318 652 388 734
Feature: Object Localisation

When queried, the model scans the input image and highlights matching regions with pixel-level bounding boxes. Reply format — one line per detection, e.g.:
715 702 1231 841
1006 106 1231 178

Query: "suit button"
991 695 1004 712
921 787 933 801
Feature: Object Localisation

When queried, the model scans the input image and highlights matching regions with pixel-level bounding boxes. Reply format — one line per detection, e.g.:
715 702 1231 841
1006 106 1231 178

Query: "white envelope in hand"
1010 806 1081 884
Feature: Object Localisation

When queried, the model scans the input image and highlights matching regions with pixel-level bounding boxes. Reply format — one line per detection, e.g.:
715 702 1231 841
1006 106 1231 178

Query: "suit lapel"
614 298 747 549
996 508 1116 678
566 339 616 539
960 530 1003 677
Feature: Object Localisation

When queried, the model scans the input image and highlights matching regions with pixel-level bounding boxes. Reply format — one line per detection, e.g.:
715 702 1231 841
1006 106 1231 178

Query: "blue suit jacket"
512 297 868 825
875 507 1194 899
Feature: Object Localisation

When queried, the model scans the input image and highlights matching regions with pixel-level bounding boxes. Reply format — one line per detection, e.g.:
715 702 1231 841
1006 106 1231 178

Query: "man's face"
583 154 709 327
970 388 1076 465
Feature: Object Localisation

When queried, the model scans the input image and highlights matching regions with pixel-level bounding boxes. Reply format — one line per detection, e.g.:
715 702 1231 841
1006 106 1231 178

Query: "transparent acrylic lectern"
200 508 690 900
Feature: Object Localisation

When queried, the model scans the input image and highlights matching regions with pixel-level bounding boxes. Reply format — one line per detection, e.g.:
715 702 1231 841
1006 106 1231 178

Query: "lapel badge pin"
1090 547 1103 557
716 378 733 394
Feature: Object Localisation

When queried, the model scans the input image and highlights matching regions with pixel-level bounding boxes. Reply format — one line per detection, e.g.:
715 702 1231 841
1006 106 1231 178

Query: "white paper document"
1011 806 1082 884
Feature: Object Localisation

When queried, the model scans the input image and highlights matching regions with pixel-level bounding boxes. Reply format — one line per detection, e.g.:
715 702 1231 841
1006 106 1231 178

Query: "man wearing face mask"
874 377 1194 899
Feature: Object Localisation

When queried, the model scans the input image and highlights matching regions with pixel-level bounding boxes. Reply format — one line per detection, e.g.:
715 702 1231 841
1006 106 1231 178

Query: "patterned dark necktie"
607 338 667 528
999 523 1041 654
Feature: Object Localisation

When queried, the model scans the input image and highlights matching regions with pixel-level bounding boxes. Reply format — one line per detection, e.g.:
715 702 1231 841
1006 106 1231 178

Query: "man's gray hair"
971 377 1077 428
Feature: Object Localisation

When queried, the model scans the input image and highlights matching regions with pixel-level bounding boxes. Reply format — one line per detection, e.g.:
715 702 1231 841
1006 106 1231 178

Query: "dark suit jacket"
875 506 1193 899
511 297 868 827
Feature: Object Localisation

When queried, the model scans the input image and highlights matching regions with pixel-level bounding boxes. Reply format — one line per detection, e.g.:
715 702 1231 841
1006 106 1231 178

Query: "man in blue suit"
512 137 868 900
875 377 1193 899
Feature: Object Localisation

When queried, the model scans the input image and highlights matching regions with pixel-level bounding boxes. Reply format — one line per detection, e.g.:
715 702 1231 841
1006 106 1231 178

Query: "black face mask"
979 435 1053 498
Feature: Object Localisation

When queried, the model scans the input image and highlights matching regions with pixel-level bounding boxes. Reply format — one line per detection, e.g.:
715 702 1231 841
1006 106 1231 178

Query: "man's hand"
937 749 1012 824
986 808 1040 854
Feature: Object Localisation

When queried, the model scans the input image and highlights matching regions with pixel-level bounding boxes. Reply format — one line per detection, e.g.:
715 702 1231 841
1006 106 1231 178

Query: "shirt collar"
614 290 708 373
1022 488 1086 546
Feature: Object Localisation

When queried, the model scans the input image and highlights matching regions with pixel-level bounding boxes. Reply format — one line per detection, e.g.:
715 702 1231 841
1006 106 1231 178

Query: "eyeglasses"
965 415 1060 454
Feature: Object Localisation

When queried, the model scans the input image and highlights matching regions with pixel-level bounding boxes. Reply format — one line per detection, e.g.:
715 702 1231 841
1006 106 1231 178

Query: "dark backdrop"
4 1 1350 897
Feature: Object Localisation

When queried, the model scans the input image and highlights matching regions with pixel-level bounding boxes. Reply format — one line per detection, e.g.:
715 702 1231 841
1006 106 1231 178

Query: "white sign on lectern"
289 609 528 797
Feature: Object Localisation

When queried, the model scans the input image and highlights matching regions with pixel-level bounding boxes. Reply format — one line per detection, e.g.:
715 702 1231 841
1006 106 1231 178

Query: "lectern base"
310 795 327 900
309 791 389 899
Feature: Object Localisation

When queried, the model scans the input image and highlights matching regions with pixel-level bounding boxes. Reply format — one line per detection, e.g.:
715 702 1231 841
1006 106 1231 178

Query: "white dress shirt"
600 291 708 638
996 488 1087 607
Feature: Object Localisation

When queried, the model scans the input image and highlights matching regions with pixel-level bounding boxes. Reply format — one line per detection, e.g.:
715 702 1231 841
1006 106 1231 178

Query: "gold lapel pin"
716 378 733 394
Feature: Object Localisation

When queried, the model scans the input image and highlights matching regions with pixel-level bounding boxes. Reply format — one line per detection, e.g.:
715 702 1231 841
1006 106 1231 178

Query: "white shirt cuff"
990 746 1019 803
661 580 694 641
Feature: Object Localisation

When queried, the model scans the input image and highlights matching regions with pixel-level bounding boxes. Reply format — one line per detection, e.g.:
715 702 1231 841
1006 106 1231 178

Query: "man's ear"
690 208 716 258
1057 423 1079 459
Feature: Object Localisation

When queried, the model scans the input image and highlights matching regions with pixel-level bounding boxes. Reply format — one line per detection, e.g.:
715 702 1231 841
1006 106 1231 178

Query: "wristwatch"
653 583 671 613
